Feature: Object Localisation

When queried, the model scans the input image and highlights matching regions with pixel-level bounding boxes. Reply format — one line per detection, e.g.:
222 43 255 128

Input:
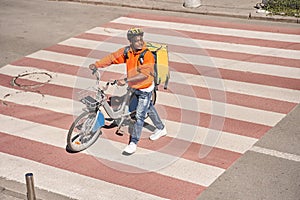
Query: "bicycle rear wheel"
67 111 101 152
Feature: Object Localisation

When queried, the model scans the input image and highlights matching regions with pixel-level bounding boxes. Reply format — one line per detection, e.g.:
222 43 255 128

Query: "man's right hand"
89 64 98 75
89 64 96 70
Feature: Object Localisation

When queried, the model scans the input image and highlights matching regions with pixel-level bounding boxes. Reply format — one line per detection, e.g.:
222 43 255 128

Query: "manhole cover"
12 72 52 89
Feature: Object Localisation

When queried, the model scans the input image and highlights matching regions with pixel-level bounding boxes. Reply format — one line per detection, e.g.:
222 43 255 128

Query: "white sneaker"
149 127 167 141
123 142 137 154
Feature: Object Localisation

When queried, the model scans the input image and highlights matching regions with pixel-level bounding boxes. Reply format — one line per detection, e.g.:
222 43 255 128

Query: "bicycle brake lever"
92 68 98 75
111 80 117 85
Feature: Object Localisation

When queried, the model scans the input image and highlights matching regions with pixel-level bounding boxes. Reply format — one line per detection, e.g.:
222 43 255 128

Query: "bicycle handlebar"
106 80 117 86
92 68 119 91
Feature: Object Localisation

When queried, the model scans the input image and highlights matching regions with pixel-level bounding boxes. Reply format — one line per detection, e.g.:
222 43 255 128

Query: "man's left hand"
117 79 127 86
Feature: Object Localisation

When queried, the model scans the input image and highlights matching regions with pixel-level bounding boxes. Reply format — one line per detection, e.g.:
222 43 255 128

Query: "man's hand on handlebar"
117 78 127 86
89 64 98 75
89 64 96 70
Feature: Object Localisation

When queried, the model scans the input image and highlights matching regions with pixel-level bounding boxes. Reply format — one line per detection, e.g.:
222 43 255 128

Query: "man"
89 28 167 154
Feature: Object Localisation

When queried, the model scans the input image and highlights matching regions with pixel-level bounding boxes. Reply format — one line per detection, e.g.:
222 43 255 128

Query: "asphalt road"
1 0 299 199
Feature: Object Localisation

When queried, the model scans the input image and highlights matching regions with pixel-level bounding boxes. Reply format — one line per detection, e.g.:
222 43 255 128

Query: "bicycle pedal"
115 129 124 136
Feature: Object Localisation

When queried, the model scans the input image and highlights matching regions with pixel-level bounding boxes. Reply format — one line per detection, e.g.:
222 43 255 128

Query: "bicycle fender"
92 111 105 132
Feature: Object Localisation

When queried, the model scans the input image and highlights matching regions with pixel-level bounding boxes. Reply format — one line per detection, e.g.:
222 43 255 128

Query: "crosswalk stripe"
113 27 300 59
45 42 300 92
26 50 300 103
86 27 299 68
66 36 300 79
0 69 271 140
0 79 259 154
0 101 243 167
0 114 224 187
113 16 300 43
0 85 77 115
8 58 299 114
0 64 285 127
0 152 168 200
45 38 300 92
126 13 300 35
158 92 285 126
107 22 300 50
85 27 300 67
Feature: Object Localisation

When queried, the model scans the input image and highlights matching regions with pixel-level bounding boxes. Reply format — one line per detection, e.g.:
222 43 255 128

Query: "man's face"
131 35 144 51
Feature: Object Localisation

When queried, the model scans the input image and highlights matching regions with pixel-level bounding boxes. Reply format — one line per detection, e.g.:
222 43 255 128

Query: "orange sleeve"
94 47 126 68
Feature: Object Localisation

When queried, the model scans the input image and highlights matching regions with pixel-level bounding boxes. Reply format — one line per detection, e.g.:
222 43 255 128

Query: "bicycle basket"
77 88 100 111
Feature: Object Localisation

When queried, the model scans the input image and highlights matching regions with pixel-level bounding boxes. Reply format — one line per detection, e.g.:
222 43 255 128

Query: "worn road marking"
250 146 300 162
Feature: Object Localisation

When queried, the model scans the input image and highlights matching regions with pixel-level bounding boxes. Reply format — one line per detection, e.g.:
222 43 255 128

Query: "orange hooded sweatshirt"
94 44 154 90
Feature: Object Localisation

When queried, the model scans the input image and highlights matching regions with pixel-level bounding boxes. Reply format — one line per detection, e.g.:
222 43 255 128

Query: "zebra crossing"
0 13 299 199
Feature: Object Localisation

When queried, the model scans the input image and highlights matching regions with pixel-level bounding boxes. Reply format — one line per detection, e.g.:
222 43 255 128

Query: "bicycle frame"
101 87 135 120
80 70 136 134
67 69 157 152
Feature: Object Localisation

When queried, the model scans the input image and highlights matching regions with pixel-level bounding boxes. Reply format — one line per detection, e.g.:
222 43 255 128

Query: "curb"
0 177 75 200
51 0 300 23
0 186 26 199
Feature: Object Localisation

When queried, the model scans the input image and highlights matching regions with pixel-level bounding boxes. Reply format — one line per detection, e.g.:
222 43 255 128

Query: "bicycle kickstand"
116 117 126 136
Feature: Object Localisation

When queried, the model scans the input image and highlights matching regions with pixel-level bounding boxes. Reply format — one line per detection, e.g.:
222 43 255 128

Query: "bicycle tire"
67 111 101 152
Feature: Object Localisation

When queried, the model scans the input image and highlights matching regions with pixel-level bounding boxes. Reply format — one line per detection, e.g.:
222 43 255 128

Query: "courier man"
89 28 167 154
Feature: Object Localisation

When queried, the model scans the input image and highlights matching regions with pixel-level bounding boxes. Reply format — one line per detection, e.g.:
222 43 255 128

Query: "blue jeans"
130 89 164 144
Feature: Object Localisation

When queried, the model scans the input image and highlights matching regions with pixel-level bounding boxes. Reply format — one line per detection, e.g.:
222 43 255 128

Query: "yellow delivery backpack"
124 42 170 90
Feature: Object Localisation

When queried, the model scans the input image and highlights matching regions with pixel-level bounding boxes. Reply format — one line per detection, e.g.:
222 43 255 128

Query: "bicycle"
66 69 156 152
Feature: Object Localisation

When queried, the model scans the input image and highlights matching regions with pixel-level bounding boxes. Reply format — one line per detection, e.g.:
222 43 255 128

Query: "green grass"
265 0 300 17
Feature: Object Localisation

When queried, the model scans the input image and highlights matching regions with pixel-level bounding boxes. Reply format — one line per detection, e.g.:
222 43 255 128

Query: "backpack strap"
123 46 130 60
125 47 152 65
124 48 155 78
139 49 157 81
138 49 149 65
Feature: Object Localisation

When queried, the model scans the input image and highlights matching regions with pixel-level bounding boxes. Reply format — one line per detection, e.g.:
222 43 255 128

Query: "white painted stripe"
0 76 262 154
162 120 258 154
168 70 300 104
0 114 224 187
27 50 92 67
0 65 286 126
0 64 96 90
100 106 257 154
85 27 300 60
0 153 166 200
214 57 300 80
250 146 300 162
61 37 300 79
0 77 258 154
88 138 225 187
98 105 257 154
157 91 285 126
60 37 105 49
0 85 81 116
26 50 300 103
93 61 300 105
112 17 300 43
0 114 69 147
168 52 300 79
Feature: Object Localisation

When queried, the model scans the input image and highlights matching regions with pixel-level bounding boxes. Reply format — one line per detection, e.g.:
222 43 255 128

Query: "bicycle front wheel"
67 111 101 152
